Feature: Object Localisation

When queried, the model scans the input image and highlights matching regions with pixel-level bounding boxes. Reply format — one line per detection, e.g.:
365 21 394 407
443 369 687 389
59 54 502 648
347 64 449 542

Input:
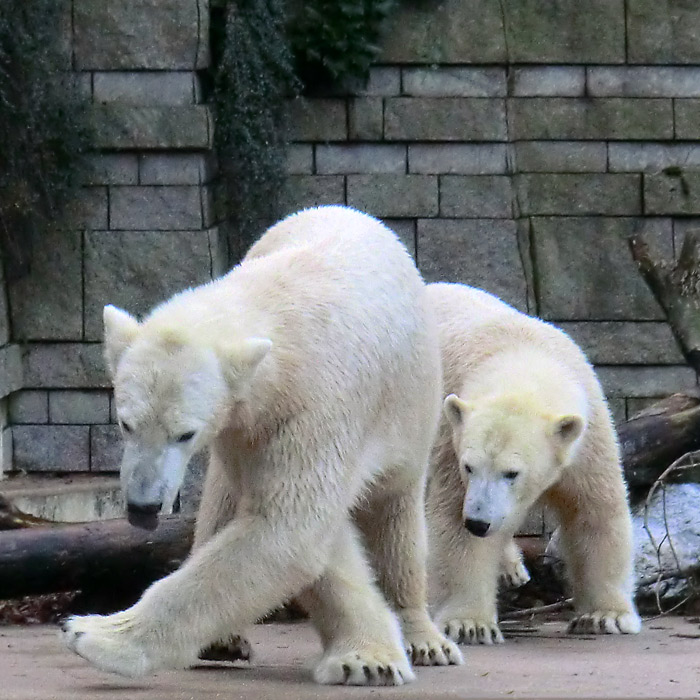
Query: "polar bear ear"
218 337 272 384
443 394 472 427
103 305 140 376
551 414 585 447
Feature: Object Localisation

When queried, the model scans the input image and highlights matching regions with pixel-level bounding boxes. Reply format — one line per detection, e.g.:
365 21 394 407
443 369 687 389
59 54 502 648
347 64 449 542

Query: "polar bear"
426 282 641 645
61 206 462 684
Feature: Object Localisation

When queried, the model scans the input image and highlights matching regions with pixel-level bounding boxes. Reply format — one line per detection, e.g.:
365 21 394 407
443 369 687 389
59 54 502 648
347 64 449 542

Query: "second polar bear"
426 283 641 644
61 206 462 685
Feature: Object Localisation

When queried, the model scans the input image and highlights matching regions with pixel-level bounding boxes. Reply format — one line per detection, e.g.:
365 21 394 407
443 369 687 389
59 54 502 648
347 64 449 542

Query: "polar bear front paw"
501 559 531 588
569 610 642 635
60 614 153 677
313 649 415 686
200 634 252 663
443 617 504 645
405 629 464 667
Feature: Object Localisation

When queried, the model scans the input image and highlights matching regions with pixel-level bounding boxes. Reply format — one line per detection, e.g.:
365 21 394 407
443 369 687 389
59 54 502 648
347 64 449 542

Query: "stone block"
382 220 416 258
627 1 700 64
509 98 673 140
609 143 700 173
588 67 700 97
409 144 507 175
84 230 215 340
74 0 209 70
556 322 684 365
49 391 111 425
674 100 700 139
9 391 48 424
531 217 670 320
83 154 139 185
361 68 401 96
91 425 122 472
281 176 345 217
514 142 606 173
402 67 506 97
626 398 663 418
285 145 313 175
93 71 199 105
286 99 347 142
385 98 506 141
608 399 627 425
673 219 700 258
517 174 641 216
22 344 109 389
346 176 438 218
644 173 700 215
9 229 82 341
440 176 513 218
596 366 697 398
13 425 90 472
512 67 585 96
139 154 215 185
64 188 109 230
502 0 625 63
348 98 383 141
417 219 528 311
110 186 204 230
381 0 506 63
316 145 406 174
92 105 213 150
0 346 23 399
1 426 12 476
0 267 9 347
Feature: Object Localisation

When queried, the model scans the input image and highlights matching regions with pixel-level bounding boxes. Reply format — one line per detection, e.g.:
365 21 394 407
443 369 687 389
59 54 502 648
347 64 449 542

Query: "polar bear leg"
356 483 463 666
298 525 415 686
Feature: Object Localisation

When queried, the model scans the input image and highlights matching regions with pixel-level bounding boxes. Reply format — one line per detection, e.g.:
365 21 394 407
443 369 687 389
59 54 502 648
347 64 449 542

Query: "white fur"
62 206 462 684
426 283 641 645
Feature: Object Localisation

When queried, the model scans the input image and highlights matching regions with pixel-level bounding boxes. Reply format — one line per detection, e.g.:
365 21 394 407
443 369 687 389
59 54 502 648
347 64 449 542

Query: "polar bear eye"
462 462 473 475
504 470 519 480
176 431 196 443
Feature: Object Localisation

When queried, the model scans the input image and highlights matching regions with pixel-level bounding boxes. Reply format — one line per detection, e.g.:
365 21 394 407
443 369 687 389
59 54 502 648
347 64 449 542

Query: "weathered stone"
74 0 209 70
385 98 506 141
644 173 700 215
514 142 607 173
609 143 700 173
110 186 204 230
440 176 513 218
517 174 641 216
22 344 109 389
91 425 122 472
509 98 673 140
503 0 625 63
316 145 406 174
0 425 12 476
409 144 507 175
381 0 506 64
286 99 347 142
627 1 700 64
382 219 416 258
673 220 700 259
361 68 401 96
607 399 627 425
9 230 82 341
9 391 49 425
92 105 213 150
281 176 345 217
13 425 90 472
139 154 215 185
64 188 109 230
49 391 111 425
512 67 585 96
588 67 700 97
285 145 313 175
348 98 383 141
93 72 199 105
402 68 505 97
347 176 438 218
0 266 9 347
417 219 528 311
556 322 684 364
0 347 23 399
83 154 139 185
674 100 700 139
531 217 670 320
84 230 215 340
596 366 697 398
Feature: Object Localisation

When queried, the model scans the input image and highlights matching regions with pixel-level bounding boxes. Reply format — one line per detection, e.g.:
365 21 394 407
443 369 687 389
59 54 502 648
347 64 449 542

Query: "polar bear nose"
464 518 491 537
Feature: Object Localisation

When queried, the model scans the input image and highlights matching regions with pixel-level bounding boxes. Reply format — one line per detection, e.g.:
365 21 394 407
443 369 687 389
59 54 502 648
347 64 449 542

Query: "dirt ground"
2 617 699 700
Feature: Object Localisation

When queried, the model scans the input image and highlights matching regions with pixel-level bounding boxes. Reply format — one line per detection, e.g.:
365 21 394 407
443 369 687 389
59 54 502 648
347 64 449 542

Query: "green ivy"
0 0 88 277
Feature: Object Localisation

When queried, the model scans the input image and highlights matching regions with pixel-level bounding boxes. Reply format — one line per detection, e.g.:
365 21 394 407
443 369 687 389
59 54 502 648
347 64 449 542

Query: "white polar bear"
60 206 462 685
426 282 641 645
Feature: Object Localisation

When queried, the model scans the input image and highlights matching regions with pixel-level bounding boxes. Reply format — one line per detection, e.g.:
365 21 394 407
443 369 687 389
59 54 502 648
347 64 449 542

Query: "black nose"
465 518 491 537
127 502 162 531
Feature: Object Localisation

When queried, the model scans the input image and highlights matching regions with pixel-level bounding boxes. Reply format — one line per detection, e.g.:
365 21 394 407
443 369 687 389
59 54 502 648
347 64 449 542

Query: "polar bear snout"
464 518 491 537
127 502 161 531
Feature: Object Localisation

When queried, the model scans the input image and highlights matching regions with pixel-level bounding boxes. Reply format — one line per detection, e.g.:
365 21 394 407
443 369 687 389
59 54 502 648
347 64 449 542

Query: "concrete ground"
2 617 699 700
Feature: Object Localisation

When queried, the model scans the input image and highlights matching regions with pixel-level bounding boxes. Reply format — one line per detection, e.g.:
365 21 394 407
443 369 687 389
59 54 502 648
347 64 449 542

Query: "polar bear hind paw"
569 610 642 635
314 649 415 686
444 617 504 645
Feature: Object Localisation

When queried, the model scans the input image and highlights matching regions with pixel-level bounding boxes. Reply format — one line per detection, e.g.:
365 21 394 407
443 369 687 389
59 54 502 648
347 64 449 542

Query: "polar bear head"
443 393 585 537
103 305 271 529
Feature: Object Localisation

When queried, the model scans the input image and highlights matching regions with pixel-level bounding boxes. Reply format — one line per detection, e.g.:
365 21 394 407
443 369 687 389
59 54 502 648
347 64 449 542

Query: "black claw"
342 663 351 682
428 648 436 660
58 618 69 633
363 665 371 681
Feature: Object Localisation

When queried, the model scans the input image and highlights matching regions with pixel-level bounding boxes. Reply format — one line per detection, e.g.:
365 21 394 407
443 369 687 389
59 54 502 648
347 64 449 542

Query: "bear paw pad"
314 650 415 686
443 617 504 645
569 610 642 635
